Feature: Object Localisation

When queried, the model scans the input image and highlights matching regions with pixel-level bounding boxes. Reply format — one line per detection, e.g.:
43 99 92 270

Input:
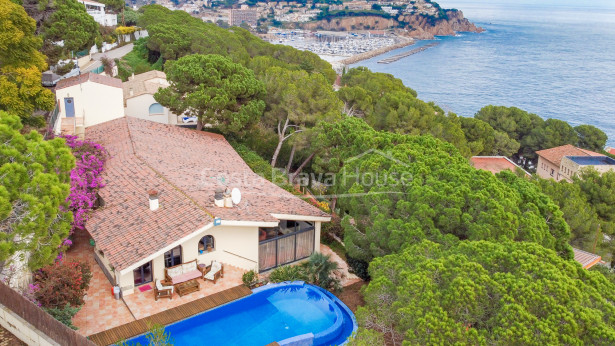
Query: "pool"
127 282 357 346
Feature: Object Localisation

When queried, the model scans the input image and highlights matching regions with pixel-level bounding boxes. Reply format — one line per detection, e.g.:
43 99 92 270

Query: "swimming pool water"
127 282 357 346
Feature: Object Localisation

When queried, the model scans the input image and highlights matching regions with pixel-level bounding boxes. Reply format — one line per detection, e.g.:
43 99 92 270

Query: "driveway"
92 43 134 61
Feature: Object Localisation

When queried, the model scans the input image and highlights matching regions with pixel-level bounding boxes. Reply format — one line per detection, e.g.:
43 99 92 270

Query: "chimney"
214 187 224 207
129 87 134 97
149 190 159 211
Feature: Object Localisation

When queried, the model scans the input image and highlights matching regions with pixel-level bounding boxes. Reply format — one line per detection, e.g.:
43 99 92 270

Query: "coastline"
337 38 415 66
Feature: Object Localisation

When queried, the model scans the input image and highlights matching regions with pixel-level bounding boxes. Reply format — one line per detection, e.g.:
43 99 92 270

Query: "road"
92 43 134 61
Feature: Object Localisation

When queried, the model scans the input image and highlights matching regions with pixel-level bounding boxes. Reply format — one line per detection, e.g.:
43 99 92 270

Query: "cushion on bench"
171 270 201 285
181 262 196 274
167 266 183 278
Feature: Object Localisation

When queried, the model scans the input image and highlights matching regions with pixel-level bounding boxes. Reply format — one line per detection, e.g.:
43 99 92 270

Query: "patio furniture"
176 279 200 297
154 279 174 301
165 259 202 287
204 260 224 284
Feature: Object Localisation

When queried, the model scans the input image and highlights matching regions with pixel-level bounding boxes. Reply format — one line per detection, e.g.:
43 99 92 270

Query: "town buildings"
78 0 117 26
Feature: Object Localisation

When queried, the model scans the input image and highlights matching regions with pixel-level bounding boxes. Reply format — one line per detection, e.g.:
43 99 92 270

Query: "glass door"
133 261 153 286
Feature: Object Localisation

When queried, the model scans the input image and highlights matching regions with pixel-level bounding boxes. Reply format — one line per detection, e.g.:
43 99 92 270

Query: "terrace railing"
259 227 315 272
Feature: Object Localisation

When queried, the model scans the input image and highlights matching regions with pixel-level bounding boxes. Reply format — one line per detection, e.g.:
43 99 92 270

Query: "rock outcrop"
402 10 484 39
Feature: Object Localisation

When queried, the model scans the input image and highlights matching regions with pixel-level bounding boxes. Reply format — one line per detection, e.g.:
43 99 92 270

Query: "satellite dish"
231 188 241 205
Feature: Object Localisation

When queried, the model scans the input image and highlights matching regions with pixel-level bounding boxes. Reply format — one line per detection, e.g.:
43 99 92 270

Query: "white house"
123 71 178 125
54 73 124 136
85 117 330 296
78 0 117 26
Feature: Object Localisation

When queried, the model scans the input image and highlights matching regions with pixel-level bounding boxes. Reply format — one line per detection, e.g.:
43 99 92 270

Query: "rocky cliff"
301 10 483 39
402 10 484 39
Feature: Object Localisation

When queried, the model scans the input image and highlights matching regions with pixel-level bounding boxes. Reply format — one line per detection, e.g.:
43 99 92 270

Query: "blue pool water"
127 282 357 346
351 0 615 146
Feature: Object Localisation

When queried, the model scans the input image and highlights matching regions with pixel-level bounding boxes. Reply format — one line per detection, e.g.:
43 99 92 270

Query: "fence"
44 105 59 140
0 282 95 346
259 227 315 272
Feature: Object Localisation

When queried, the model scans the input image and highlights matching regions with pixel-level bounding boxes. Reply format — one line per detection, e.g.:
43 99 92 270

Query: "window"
133 261 152 286
149 103 164 115
198 235 215 254
550 169 554 176
164 245 182 268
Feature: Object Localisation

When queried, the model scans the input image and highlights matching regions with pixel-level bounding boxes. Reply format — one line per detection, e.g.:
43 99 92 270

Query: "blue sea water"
351 0 615 147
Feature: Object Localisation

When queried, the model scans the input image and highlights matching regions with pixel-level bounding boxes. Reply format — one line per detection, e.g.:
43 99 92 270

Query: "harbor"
264 30 409 63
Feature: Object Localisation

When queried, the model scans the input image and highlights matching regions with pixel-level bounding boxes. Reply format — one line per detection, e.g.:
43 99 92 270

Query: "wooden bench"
164 259 202 295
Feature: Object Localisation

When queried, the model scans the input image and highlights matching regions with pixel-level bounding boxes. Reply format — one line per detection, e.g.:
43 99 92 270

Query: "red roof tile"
56 73 122 90
573 247 601 269
607 147 615 155
85 117 328 270
470 156 529 176
535 144 603 167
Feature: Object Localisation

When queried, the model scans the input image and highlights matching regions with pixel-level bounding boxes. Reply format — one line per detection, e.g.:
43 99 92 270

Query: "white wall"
55 81 124 128
0 304 59 346
125 94 177 125
117 225 258 295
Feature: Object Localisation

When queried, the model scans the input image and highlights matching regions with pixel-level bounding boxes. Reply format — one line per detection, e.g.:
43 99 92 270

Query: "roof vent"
149 190 159 211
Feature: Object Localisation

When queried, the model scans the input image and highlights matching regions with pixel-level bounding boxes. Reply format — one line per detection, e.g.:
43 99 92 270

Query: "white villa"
85 117 330 296
78 0 117 26
54 73 124 136
123 71 178 125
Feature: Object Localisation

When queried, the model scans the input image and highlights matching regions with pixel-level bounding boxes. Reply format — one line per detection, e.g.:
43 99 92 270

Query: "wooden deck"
88 285 252 346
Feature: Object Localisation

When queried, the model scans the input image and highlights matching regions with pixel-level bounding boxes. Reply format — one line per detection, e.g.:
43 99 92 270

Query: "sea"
350 0 615 147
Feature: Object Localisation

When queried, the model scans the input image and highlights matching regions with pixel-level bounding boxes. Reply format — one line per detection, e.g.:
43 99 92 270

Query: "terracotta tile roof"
573 247 602 269
85 117 328 270
535 144 603 167
56 73 122 90
470 156 530 176
123 71 168 101
607 147 615 155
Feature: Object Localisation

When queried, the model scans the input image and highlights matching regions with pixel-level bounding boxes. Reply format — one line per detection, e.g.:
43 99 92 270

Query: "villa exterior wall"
559 157 580 181
116 225 259 296
55 81 124 128
125 95 177 125
537 156 562 181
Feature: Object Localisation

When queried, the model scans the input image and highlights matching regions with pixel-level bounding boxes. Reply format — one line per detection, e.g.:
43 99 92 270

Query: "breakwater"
377 42 439 64
339 38 415 65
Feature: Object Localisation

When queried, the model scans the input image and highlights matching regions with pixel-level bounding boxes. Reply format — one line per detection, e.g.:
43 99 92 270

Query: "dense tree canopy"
155 54 266 133
138 5 335 82
0 112 74 272
23 0 99 65
339 67 472 156
0 0 54 121
308 118 572 264
475 105 609 163
260 66 342 167
534 176 614 258
356 240 615 344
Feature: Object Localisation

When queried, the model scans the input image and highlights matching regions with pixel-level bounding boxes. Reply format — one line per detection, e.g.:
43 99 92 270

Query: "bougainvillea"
33 260 92 309
62 135 106 233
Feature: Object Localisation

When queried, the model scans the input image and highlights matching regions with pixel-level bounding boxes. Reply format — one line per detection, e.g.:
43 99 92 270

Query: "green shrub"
304 252 342 292
242 270 258 287
44 304 81 330
347 256 369 281
268 265 307 283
